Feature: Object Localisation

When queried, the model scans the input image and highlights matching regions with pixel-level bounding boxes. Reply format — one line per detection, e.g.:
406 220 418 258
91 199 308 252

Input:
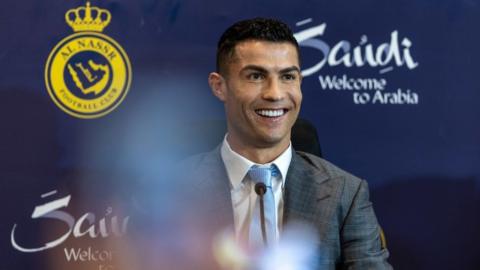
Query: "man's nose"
261 78 284 101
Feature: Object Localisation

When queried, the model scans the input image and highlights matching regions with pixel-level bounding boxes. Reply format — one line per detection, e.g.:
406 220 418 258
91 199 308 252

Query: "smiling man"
209 37 301 164
183 18 392 269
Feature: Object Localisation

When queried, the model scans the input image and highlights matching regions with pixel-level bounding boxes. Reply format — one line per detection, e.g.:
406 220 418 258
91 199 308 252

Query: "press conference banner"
1 0 479 269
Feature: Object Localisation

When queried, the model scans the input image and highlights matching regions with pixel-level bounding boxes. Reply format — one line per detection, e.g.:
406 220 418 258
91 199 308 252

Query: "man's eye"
247 73 265 80
282 74 296 80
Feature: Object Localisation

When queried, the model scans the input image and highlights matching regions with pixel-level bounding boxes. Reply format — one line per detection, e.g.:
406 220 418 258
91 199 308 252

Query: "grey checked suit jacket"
180 146 392 270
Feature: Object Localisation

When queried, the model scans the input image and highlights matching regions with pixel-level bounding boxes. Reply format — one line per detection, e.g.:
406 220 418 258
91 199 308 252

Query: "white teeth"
256 109 285 117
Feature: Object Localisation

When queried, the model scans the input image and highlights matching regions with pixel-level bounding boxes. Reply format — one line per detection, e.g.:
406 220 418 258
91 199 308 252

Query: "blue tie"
248 165 277 247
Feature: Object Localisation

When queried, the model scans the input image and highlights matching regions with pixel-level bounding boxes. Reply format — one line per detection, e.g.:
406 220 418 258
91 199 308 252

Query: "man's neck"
226 134 290 164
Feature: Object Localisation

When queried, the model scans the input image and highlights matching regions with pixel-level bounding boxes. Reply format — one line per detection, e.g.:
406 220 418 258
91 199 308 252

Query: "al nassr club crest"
45 1 132 119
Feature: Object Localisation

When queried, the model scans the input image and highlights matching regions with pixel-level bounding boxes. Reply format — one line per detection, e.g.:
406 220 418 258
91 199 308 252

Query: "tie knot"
248 164 277 187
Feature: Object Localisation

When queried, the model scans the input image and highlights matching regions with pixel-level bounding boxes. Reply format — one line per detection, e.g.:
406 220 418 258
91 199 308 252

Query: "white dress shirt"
220 135 292 242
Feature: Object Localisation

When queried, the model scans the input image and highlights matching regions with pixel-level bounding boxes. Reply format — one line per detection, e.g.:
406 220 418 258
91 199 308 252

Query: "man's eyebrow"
241 65 301 74
279 66 301 74
241 65 269 73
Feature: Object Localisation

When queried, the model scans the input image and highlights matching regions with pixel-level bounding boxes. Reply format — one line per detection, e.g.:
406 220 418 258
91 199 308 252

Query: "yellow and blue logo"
45 2 132 118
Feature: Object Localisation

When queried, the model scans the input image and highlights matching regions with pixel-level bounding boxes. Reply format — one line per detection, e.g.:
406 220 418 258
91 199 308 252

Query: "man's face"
211 40 302 150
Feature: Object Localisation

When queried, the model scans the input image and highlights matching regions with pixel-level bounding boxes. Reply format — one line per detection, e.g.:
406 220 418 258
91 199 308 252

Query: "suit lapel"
192 146 235 229
283 152 338 240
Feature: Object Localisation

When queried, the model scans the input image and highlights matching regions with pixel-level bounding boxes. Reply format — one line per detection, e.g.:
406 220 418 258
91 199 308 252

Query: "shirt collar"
221 134 292 189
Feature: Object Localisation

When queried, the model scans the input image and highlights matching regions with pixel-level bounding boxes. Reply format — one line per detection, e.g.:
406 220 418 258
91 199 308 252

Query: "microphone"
254 182 266 196
254 183 268 246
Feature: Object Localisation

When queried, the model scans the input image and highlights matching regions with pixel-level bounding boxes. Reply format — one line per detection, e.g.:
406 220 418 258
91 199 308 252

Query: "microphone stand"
255 183 268 247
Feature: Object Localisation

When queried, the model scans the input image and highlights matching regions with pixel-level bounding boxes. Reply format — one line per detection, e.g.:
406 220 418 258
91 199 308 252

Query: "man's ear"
208 72 227 102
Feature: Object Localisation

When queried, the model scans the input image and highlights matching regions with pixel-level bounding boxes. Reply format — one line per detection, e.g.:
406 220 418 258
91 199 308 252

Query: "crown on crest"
65 2 111 32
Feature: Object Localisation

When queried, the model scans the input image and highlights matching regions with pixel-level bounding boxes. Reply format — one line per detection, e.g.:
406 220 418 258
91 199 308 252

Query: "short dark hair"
216 17 300 75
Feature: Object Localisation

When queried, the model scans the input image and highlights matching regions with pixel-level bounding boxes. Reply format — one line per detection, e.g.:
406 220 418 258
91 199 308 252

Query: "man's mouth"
255 109 288 118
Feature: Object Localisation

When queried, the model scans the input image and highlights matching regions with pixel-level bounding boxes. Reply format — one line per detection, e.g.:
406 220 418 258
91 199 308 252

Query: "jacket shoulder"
295 151 363 186
177 148 221 171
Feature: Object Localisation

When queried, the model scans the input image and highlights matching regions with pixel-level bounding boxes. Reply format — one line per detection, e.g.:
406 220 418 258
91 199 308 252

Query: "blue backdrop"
1 0 479 269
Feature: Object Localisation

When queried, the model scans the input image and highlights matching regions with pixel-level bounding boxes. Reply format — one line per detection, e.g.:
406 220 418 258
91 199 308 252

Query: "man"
182 18 392 269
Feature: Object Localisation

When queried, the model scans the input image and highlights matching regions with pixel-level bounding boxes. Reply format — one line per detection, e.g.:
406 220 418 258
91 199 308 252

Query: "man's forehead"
232 40 298 56
229 40 300 68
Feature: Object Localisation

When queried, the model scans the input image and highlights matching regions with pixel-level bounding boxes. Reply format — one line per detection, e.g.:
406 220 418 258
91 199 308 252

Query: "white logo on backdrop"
294 18 420 105
11 190 129 269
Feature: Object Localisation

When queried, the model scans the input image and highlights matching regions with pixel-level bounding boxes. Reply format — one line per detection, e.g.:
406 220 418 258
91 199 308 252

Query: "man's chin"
253 134 289 149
